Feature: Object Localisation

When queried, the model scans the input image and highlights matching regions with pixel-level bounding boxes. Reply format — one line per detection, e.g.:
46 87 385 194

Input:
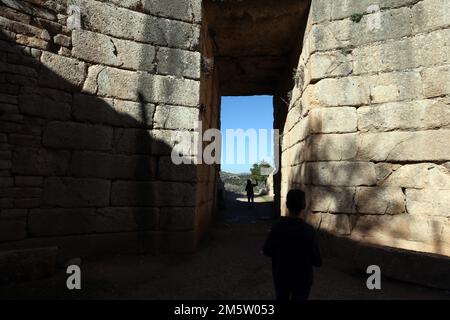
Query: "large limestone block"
29 208 96 236
422 65 450 98
308 51 353 81
358 98 450 132
73 94 155 128
72 30 156 72
69 151 157 180
302 77 369 108
406 189 450 216
412 0 450 33
96 0 202 23
43 121 113 151
113 128 185 155
353 29 450 74
309 186 356 213
307 161 376 186
309 107 357 134
19 87 71 120
352 214 448 246
43 177 111 207
284 104 302 133
368 71 422 104
284 117 310 150
83 66 200 106
39 52 86 91
320 213 355 235
320 0 421 21
310 7 412 52
153 105 199 130
12 147 70 176
357 130 450 161
110 181 196 207
157 47 201 79
73 0 200 50
157 156 197 182
381 164 450 189
307 133 358 161
355 187 406 215
96 207 159 233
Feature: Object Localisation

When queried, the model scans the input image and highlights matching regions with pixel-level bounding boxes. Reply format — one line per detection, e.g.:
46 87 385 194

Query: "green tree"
250 160 273 183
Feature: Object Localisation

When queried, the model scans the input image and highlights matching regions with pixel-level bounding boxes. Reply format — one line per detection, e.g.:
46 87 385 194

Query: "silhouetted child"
263 189 322 300
245 179 257 208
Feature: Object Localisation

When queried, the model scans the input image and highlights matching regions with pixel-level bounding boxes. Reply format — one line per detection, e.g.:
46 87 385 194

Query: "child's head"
286 189 306 215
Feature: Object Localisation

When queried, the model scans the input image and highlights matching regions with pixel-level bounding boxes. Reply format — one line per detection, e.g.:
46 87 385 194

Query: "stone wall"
0 0 214 259
282 0 450 257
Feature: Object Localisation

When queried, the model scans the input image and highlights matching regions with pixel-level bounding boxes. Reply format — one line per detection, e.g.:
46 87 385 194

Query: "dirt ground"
0 193 449 300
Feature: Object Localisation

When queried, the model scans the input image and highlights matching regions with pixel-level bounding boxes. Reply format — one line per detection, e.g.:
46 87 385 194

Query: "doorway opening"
202 0 311 224
218 95 276 223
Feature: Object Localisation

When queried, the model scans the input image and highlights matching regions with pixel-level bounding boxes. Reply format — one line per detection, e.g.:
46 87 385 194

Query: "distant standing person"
262 189 322 300
245 179 258 208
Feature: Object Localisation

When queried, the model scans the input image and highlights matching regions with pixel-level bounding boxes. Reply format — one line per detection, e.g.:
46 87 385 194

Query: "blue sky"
220 95 274 173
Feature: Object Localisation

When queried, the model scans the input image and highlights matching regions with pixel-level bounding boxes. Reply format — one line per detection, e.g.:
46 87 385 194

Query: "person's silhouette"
263 189 322 300
245 179 258 208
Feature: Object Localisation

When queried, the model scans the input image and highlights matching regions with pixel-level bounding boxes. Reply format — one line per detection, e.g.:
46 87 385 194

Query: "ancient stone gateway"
0 0 449 287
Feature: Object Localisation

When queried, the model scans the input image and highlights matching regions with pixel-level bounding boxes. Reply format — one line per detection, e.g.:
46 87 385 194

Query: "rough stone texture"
111 181 196 207
309 186 356 214
0 0 449 284
19 87 72 120
68 151 157 180
307 162 376 186
43 121 113 151
156 47 201 79
282 0 450 268
302 77 370 109
72 30 156 72
381 163 450 189
12 148 70 176
307 133 358 161
158 157 197 182
96 207 159 233
358 98 450 132
73 94 155 128
310 7 413 52
308 51 353 81
357 131 450 162
153 105 199 130
355 187 406 215
422 65 450 98
73 0 200 50
83 66 200 107
353 29 450 75
309 107 357 134
29 208 96 236
100 0 202 23
406 189 450 217
42 177 111 207
39 52 86 91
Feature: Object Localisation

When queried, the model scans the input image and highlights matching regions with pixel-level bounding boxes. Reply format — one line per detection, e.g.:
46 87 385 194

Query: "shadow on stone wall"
284 103 450 289
0 15 200 263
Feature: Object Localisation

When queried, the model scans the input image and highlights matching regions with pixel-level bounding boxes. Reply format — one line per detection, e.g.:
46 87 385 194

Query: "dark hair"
247 179 251 185
286 189 306 215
